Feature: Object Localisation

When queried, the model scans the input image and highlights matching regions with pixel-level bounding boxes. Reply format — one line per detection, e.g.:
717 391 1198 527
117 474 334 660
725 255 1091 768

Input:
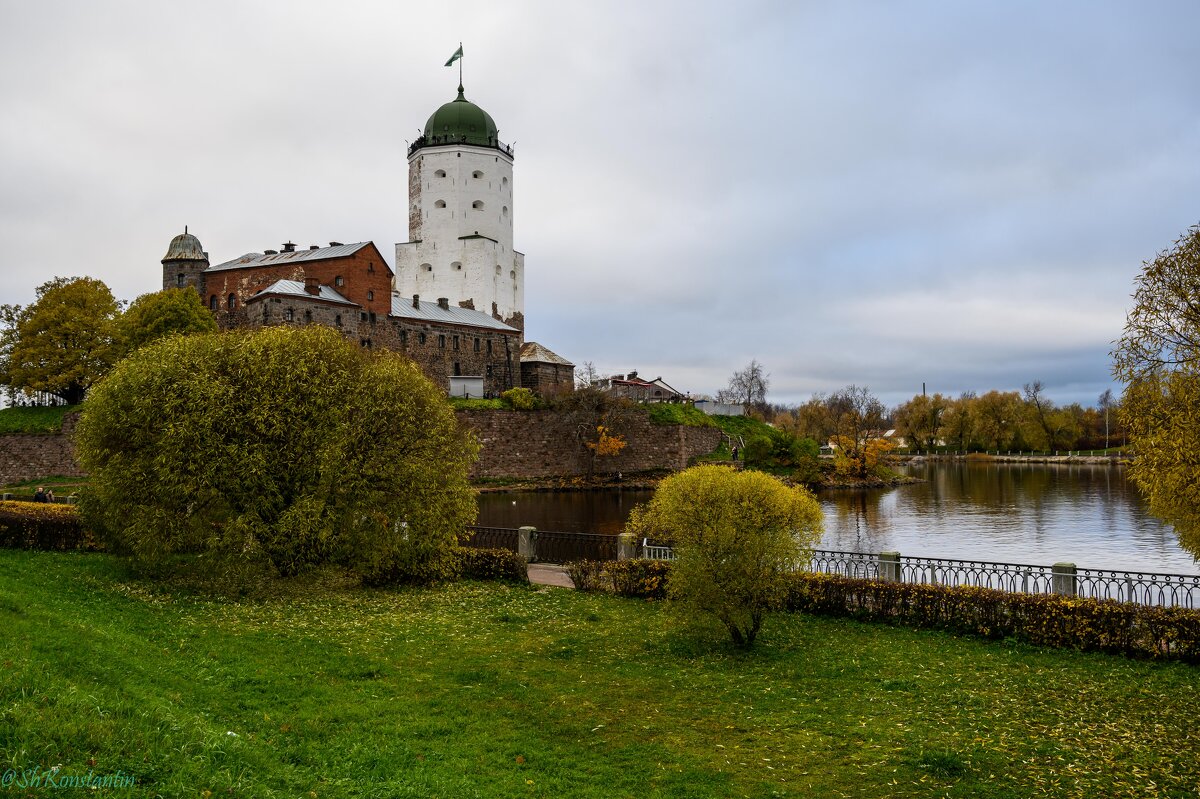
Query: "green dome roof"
422 86 499 147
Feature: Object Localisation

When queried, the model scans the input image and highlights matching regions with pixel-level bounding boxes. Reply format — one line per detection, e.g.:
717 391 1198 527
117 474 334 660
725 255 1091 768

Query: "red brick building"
162 232 525 397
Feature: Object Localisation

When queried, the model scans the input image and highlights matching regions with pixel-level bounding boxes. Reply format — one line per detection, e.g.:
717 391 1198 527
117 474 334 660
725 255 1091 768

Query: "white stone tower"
395 84 524 329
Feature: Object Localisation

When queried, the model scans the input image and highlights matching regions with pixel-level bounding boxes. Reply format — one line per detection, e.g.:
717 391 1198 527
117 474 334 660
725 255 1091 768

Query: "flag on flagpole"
444 45 463 67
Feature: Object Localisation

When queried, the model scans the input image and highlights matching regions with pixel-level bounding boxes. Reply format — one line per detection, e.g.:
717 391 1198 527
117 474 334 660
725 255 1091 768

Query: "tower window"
510 270 516 280
368 290 374 301
434 169 446 178
502 206 509 218
472 200 484 210
472 170 483 179
209 295 217 311
434 200 446 209
176 274 185 287
227 294 237 310
495 264 501 274
452 261 462 271
422 263 433 272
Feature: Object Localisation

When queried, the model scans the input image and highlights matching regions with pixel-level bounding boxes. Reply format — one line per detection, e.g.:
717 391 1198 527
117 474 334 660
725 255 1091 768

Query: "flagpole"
458 41 463 89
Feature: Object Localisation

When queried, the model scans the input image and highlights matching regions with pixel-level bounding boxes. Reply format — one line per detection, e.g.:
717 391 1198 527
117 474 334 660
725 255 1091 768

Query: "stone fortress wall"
0 411 723 485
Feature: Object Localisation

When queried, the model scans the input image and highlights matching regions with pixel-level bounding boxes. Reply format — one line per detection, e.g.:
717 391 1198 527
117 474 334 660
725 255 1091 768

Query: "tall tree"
940 391 977 453
826 385 890 477
117 288 218 356
718 359 769 413
0 277 121 405
1112 223 1200 555
893 392 948 451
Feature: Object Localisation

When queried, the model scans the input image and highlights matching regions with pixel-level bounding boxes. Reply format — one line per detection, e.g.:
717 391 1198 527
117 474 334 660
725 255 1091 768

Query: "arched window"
495 264 501 274
434 169 446 178
472 170 483 179
509 270 516 280
502 177 508 189
472 200 484 210
452 261 462 271
304 309 312 323
227 294 237 310
421 263 433 273
209 295 217 311
368 290 374 301
434 200 446 208
502 206 509 218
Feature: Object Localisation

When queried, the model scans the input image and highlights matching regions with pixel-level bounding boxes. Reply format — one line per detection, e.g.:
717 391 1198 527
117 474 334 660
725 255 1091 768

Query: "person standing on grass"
32 487 47 502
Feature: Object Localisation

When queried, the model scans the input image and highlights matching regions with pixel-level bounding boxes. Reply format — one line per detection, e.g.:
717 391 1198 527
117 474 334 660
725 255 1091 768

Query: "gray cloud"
2 0 1197 409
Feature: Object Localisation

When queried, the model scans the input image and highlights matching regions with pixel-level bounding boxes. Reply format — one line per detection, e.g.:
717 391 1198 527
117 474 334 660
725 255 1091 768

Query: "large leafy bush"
76 326 478 582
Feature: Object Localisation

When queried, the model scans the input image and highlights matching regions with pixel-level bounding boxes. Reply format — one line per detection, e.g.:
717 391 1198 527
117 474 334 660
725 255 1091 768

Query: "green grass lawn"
1 551 1197 798
0 405 79 434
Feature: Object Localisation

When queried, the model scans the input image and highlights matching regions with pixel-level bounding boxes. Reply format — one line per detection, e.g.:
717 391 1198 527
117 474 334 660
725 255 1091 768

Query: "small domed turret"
161 227 209 294
162 227 206 263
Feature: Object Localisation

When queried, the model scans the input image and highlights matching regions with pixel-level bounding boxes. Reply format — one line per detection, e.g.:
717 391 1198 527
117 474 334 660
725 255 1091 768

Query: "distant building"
694 398 745 417
606 371 684 403
158 77 574 397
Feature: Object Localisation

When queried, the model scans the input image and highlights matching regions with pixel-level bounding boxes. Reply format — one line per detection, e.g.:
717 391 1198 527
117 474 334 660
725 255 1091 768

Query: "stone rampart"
0 413 84 485
459 409 723 479
0 410 722 484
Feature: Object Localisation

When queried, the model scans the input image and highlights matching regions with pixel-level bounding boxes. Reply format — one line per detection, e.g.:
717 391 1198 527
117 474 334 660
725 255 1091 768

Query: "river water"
476 462 1199 575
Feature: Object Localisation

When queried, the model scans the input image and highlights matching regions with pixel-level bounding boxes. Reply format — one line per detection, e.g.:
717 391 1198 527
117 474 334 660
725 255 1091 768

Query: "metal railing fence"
641 545 1200 609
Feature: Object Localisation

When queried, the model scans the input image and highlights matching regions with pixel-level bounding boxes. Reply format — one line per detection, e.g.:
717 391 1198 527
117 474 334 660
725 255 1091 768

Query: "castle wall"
459 410 723 479
0 412 722 484
0 413 84 485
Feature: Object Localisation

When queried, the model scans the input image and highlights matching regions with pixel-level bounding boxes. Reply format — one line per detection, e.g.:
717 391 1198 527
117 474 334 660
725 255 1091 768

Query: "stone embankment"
899 454 1128 466
0 410 724 485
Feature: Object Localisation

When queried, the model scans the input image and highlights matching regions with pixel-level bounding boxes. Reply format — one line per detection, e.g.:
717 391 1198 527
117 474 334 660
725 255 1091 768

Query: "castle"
160 81 573 398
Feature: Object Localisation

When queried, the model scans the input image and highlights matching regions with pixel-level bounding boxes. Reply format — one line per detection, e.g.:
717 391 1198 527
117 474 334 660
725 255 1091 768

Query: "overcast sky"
2 0 1197 407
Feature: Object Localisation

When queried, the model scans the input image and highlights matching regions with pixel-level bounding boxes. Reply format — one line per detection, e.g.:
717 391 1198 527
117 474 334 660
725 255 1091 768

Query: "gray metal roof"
389 294 518 332
247 279 358 306
206 242 371 272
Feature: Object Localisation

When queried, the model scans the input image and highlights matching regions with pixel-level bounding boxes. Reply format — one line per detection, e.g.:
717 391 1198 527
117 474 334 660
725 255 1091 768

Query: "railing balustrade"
640 545 1199 609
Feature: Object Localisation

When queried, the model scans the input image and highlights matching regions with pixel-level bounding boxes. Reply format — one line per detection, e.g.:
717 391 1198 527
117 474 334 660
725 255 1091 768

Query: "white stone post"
518 526 536 562
1052 562 1077 597
617 532 636 561
879 551 901 582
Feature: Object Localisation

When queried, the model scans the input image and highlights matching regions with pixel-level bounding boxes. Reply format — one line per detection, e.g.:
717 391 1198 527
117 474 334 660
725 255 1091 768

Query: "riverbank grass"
2 550 1197 798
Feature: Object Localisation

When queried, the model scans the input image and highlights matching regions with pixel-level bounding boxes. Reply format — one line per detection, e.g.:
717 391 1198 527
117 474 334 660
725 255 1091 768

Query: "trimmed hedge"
0 500 96 551
454 547 529 583
564 559 671 599
785 572 1200 662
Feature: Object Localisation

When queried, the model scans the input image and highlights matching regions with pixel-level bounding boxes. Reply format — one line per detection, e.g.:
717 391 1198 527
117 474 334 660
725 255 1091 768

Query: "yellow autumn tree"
626 465 823 649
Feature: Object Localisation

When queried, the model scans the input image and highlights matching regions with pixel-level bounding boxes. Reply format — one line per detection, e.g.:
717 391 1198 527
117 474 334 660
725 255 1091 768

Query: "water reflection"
475 464 1199 574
